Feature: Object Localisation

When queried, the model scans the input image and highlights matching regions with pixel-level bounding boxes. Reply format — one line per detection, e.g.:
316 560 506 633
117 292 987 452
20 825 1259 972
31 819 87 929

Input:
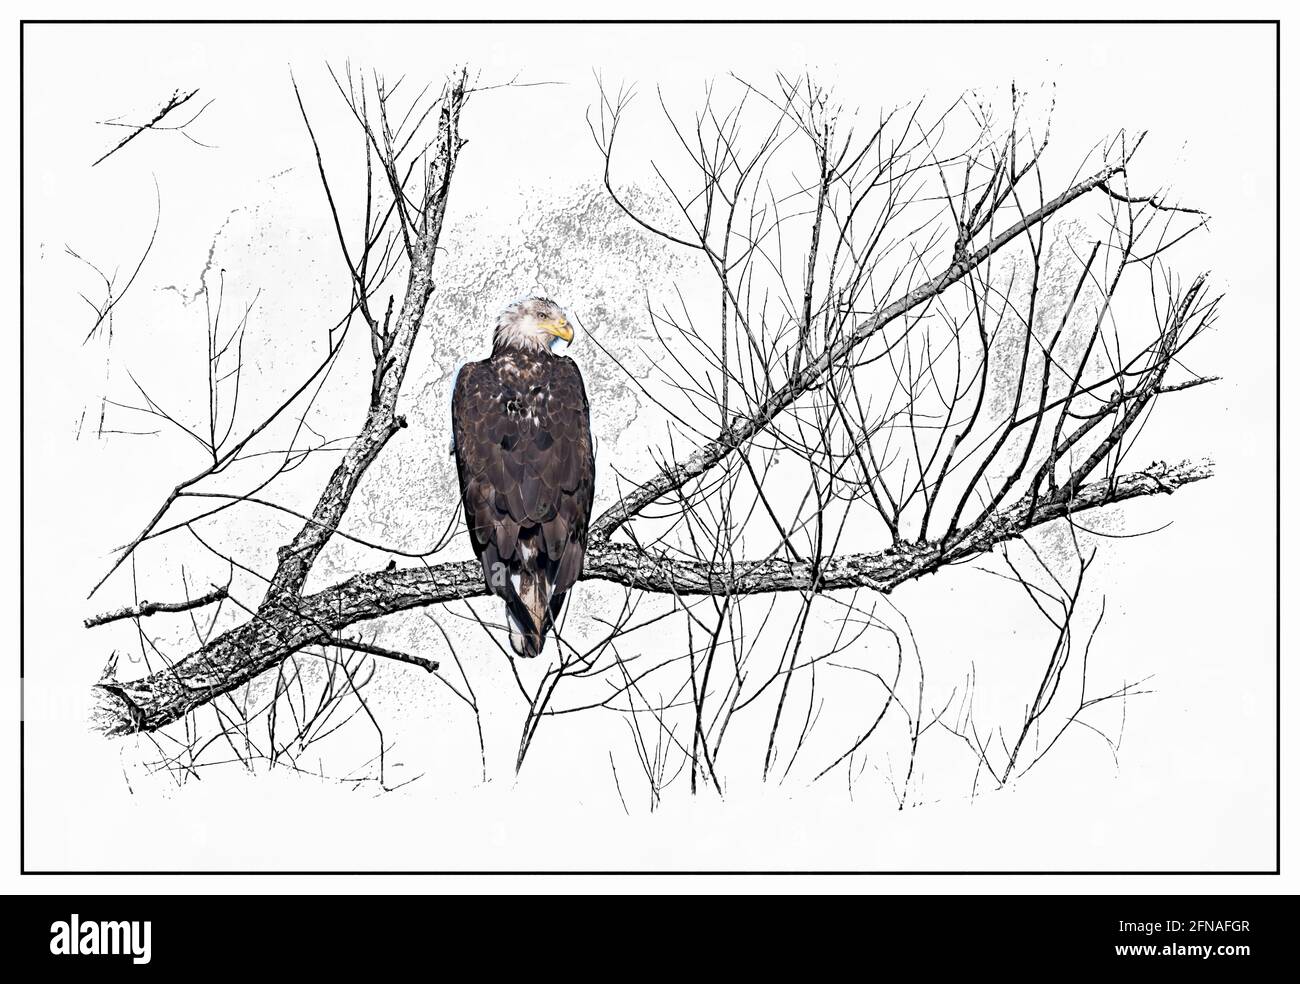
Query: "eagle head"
493 296 574 354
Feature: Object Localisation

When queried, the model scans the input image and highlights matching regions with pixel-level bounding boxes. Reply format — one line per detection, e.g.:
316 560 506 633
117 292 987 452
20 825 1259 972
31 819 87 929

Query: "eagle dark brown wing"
451 348 595 657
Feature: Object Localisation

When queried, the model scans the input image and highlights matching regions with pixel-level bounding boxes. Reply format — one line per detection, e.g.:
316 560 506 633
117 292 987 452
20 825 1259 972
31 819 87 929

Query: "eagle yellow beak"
542 317 573 343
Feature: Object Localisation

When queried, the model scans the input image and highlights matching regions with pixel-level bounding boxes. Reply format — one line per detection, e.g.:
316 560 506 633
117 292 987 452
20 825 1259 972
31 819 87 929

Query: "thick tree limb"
90 458 1210 736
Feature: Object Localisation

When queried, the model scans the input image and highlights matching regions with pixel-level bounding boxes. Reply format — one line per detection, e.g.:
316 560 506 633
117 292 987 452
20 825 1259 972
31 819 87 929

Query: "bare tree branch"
91 88 200 167
588 158 1130 543
329 636 439 673
264 69 468 601
84 585 229 628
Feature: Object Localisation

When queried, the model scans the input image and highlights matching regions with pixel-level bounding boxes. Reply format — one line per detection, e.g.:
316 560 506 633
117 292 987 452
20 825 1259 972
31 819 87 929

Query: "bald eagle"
451 297 596 659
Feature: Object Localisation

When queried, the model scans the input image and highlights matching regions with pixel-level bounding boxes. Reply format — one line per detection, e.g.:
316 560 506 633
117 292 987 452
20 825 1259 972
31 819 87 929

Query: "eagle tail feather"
504 574 550 658
506 606 539 659
500 535 556 659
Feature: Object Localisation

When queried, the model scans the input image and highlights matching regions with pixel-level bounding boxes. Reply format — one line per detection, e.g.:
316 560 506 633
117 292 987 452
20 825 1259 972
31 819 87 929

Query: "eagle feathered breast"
451 299 595 658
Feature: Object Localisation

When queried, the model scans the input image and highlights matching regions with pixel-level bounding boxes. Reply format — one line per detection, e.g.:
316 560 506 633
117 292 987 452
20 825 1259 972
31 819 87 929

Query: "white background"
2 2 1293 892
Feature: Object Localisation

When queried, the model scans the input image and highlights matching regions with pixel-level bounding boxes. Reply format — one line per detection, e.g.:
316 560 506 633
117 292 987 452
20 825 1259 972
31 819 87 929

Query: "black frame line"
17 15 1279 873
